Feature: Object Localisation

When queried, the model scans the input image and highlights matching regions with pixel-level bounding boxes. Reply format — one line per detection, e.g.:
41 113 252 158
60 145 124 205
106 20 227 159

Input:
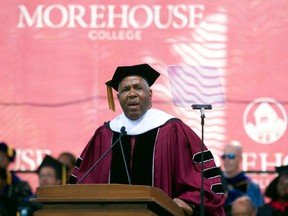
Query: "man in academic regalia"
21 155 69 216
0 167 18 216
257 165 288 216
221 141 264 215
70 63 226 215
37 154 68 187
0 142 33 215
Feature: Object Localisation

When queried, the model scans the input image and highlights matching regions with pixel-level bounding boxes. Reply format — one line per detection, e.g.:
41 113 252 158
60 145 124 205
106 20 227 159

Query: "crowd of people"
0 142 75 216
1 63 287 216
221 140 288 216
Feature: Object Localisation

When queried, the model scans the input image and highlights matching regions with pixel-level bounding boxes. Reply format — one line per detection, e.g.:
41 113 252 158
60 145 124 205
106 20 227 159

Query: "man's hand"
173 198 193 216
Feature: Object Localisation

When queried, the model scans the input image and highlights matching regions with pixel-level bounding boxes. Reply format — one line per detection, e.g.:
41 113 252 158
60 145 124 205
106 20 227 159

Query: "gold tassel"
107 85 115 111
6 171 12 185
7 146 13 158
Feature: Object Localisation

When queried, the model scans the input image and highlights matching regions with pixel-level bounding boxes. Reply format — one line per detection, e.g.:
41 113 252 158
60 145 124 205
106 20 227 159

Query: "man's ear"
148 89 152 109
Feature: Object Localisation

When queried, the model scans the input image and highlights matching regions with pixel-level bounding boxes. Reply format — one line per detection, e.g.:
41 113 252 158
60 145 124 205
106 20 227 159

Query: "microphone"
120 126 127 135
77 126 128 184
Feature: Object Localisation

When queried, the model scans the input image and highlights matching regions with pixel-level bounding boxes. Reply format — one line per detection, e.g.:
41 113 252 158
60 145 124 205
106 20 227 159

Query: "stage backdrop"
1 0 287 192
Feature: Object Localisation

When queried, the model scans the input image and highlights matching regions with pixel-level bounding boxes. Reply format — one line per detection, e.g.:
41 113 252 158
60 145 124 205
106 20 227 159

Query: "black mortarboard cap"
106 63 160 91
0 142 16 162
275 165 288 175
105 63 160 111
37 154 68 184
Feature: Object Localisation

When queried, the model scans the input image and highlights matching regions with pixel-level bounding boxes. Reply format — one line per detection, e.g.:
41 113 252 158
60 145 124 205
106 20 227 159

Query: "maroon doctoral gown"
71 110 226 215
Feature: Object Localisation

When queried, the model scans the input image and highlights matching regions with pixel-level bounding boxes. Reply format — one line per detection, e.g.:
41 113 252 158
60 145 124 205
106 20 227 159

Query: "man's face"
38 166 61 187
277 174 288 200
222 145 242 175
117 76 152 120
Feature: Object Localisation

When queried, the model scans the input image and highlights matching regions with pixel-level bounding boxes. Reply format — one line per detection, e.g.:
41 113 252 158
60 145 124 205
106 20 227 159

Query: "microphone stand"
119 137 131 185
77 127 127 184
192 104 212 216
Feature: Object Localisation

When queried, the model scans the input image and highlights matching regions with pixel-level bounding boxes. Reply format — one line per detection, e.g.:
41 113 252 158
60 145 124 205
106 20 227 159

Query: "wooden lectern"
31 184 186 216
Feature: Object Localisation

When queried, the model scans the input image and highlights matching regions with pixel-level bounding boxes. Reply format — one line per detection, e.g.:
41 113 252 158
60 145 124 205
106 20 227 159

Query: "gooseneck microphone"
77 126 128 184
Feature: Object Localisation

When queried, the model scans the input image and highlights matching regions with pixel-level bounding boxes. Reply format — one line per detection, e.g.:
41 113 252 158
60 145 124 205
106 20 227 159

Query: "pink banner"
1 0 287 192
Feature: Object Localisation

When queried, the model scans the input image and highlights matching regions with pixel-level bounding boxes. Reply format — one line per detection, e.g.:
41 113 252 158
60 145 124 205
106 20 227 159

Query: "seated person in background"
0 142 32 214
231 195 256 216
57 152 76 182
257 165 288 216
37 154 69 187
20 155 69 216
70 63 226 216
221 140 264 215
0 167 18 216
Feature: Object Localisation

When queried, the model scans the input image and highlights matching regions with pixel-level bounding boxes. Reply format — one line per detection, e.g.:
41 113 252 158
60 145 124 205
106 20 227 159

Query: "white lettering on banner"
258 153 285 170
88 29 142 40
17 4 204 29
13 149 51 171
242 152 257 170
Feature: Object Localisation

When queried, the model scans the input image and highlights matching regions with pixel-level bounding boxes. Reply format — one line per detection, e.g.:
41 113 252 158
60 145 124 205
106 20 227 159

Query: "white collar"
109 108 174 135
